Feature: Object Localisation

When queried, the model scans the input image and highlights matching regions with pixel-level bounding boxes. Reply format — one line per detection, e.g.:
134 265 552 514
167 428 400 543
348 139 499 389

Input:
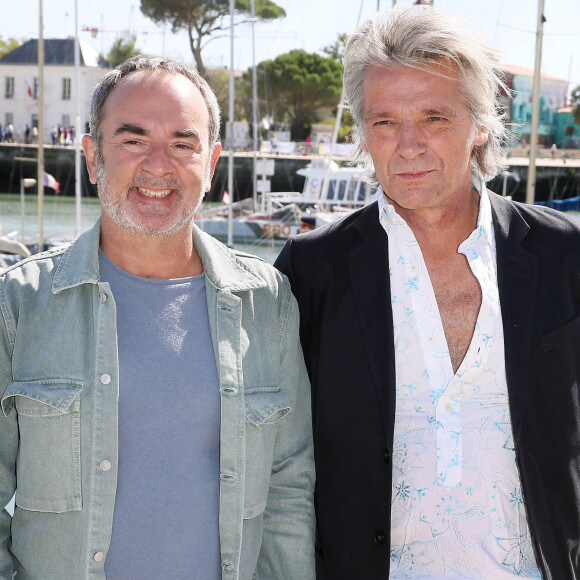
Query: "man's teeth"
137 187 172 198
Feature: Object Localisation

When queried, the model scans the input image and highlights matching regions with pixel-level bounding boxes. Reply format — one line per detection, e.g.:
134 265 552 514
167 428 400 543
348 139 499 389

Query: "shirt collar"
378 169 495 251
51 218 267 294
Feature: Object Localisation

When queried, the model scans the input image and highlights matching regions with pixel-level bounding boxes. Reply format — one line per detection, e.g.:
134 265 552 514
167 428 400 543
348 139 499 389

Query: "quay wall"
1 143 579 204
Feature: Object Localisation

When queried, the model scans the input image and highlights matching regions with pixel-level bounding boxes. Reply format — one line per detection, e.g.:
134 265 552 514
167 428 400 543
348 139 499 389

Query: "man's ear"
206 143 222 191
82 134 98 184
473 126 489 147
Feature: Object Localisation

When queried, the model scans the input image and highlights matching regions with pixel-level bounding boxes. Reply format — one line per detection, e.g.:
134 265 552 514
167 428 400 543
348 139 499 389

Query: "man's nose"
141 142 173 176
396 121 426 159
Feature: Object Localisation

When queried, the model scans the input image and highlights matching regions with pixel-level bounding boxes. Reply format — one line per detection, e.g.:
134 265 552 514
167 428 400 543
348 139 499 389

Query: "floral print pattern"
379 175 541 578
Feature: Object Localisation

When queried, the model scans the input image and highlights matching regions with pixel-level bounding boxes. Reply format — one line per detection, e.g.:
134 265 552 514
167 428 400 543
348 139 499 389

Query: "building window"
5 77 14 99
5 113 13 126
61 114 70 127
62 78 71 100
33 77 39 99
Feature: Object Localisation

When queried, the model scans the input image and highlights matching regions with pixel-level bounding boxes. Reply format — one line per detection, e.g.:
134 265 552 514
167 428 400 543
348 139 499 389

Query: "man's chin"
101 210 194 238
99 189 203 239
122 219 193 238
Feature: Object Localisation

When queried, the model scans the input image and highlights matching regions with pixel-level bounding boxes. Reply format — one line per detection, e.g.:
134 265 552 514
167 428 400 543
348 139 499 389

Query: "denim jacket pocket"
2 380 84 513
244 387 291 519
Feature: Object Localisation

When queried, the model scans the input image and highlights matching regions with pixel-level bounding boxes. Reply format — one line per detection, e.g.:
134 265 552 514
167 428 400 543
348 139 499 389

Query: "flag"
25 80 32 98
43 172 60 194
222 190 230 204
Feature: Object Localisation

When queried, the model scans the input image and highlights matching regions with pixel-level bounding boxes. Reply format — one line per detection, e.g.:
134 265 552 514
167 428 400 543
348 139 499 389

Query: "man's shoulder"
0 245 75 317
274 202 384 287
196 228 290 295
231 248 284 284
286 202 380 252
490 192 580 241
1 244 69 284
1 221 100 292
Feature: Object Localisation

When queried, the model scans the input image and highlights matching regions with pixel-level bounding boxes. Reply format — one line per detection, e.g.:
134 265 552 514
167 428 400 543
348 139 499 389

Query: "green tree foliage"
338 108 354 142
205 68 248 135
248 49 343 140
571 84 580 126
205 68 230 114
107 34 141 67
0 36 23 59
232 71 254 124
140 0 285 77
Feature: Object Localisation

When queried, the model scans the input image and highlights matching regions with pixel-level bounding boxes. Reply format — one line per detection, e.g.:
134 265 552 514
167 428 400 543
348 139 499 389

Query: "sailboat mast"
251 0 258 208
525 0 546 205
37 0 45 252
319 0 365 203
227 0 235 248
74 0 82 236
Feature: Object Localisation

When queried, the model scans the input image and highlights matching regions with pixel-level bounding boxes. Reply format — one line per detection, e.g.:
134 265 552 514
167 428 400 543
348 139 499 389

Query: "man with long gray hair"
276 6 580 579
0 55 315 579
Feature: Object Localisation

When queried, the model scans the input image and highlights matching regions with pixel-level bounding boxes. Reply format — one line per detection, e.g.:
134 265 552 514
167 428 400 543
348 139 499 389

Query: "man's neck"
99 221 203 279
392 187 480 259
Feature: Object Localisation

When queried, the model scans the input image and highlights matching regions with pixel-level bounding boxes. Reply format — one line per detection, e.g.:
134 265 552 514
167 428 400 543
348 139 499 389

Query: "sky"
3 0 580 97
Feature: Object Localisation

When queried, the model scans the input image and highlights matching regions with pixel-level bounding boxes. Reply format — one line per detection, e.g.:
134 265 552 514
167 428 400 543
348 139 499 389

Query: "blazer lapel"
341 195 538 443
346 207 396 440
490 194 539 440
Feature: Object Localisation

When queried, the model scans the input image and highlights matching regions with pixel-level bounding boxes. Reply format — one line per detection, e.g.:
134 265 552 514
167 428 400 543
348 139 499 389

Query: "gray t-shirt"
99 252 221 579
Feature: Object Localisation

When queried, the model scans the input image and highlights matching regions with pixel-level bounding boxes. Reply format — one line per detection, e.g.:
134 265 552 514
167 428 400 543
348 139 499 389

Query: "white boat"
196 200 303 243
0 232 31 269
196 158 377 243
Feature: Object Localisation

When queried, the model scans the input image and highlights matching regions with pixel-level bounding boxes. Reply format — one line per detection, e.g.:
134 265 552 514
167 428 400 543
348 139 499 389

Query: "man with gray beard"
0 55 314 580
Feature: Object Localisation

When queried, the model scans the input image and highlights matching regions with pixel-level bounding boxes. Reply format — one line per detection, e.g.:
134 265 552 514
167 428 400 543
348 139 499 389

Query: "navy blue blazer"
275 193 580 579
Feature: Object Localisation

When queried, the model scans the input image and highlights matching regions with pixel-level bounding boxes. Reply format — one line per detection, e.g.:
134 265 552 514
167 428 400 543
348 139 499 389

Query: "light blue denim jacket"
0 220 315 580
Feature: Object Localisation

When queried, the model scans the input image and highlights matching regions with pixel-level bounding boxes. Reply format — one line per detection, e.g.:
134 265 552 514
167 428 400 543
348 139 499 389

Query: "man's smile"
136 187 174 199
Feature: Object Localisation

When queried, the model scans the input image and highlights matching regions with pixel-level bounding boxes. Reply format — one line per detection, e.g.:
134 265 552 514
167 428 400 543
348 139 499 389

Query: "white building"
0 38 111 143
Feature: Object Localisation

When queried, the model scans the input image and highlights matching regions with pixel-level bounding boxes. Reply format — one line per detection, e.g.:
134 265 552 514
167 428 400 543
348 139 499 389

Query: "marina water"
0 194 282 263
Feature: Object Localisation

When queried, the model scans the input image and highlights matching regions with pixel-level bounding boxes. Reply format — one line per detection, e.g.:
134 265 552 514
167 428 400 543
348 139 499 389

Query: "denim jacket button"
93 552 104 562
99 460 112 472
100 374 111 385
99 292 108 302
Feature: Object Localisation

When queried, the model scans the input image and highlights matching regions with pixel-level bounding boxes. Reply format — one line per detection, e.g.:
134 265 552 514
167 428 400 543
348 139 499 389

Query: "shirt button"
381 449 391 464
444 403 453 412
99 292 108 302
99 460 112 472
93 551 104 562
100 374 111 385
373 531 386 545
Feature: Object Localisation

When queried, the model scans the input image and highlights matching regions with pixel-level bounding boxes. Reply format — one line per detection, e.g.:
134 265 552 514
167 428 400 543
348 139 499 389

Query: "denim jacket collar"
52 219 102 293
51 218 267 294
192 225 267 293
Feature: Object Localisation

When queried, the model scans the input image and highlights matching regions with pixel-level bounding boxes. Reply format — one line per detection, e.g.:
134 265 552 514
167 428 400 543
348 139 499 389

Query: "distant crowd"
0 123 76 145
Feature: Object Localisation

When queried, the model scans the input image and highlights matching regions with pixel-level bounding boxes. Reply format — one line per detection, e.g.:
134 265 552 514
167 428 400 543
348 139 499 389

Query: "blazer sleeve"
274 238 313 378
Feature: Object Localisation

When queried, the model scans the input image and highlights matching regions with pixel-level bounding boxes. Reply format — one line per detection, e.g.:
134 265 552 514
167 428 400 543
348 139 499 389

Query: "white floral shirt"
379 174 541 579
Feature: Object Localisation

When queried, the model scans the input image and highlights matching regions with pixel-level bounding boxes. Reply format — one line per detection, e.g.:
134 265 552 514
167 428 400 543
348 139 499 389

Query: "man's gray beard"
96 161 207 238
